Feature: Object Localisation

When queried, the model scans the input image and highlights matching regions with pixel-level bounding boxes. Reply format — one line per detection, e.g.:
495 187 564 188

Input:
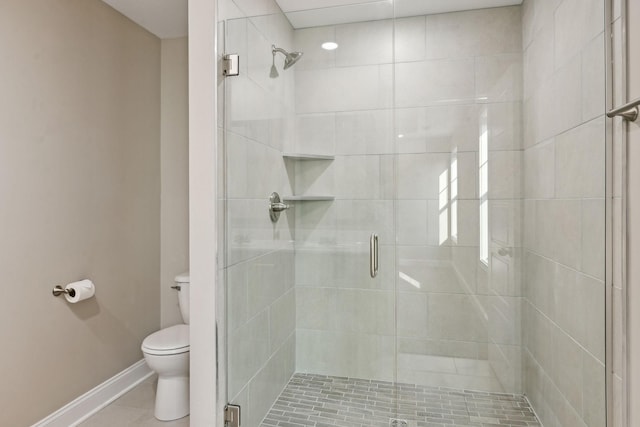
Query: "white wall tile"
425 7 522 60
551 54 583 135
335 289 395 335
488 150 522 199
394 16 426 63
521 0 562 50
335 19 393 67
581 199 605 280
522 0 607 421
333 155 383 199
296 286 336 330
524 138 555 199
335 109 394 154
294 26 336 70
427 294 488 342
395 59 475 107
454 200 479 247
475 54 523 103
524 251 555 320
334 200 395 244
552 327 583 414
582 352 606 427
487 296 522 345
555 117 606 199
523 20 554 99
397 291 429 338
296 64 393 113
226 263 248 332
296 329 395 381
397 200 428 245
487 102 523 151
295 113 336 154
269 288 296 352
228 310 271 398
554 0 604 69
246 336 293 426
581 33 606 121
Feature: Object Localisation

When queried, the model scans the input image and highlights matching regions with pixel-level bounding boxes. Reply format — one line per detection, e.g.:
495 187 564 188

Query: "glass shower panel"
393 5 525 394
221 8 297 427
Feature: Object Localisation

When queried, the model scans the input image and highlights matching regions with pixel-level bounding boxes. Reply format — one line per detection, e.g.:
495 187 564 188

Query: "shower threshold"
260 373 541 427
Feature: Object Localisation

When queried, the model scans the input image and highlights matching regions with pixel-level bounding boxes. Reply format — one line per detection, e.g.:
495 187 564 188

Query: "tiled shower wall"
219 0 297 425
293 7 524 393
521 0 607 426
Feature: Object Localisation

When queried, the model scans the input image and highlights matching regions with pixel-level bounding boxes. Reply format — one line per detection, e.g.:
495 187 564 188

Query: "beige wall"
0 1 161 426
160 37 189 328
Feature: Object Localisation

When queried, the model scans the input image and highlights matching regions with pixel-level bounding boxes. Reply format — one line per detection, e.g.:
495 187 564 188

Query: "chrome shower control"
270 202 289 212
269 192 290 222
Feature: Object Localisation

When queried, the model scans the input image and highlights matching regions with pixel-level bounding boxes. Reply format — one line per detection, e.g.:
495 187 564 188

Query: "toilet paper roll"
64 279 95 303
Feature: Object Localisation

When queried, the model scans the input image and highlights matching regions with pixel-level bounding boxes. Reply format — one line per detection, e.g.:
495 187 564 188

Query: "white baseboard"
31 359 153 427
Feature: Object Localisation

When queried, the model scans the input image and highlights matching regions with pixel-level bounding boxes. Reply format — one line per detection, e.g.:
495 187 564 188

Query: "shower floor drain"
389 419 408 427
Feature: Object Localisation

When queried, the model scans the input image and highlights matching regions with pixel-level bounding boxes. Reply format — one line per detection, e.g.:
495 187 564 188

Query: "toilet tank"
175 272 190 324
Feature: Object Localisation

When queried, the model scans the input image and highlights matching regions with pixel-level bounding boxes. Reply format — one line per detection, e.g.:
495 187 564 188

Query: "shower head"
272 45 303 70
283 51 303 69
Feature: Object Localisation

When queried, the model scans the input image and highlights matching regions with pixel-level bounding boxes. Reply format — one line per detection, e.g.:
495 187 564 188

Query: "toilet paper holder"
52 285 75 298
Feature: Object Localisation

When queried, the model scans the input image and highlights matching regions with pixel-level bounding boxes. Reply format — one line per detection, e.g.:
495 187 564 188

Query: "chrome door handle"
370 233 378 278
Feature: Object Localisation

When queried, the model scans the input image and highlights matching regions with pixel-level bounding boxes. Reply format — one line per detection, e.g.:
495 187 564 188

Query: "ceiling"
276 0 524 28
100 0 523 37
101 0 187 39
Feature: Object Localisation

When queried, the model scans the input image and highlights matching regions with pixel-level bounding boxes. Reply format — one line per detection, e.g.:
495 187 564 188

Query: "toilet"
142 272 190 421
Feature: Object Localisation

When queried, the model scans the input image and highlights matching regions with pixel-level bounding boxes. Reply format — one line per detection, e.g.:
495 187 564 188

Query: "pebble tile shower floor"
260 373 541 427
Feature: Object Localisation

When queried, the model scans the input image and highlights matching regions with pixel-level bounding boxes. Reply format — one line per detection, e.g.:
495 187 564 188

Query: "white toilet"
142 272 190 421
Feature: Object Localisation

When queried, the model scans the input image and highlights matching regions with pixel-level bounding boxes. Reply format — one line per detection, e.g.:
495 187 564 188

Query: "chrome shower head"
272 45 303 71
283 51 303 69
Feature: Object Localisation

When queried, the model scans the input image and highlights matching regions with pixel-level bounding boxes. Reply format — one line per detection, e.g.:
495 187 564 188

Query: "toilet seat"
142 324 189 356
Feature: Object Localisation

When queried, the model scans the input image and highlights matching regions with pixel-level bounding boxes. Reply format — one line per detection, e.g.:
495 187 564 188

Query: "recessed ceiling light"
398 134 404 139
321 42 338 50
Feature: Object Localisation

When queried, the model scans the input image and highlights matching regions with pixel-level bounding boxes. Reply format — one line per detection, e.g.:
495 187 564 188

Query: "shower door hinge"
223 54 240 77
224 404 241 427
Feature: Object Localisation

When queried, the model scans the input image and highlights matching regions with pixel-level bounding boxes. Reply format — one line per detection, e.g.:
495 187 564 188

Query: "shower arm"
272 45 288 57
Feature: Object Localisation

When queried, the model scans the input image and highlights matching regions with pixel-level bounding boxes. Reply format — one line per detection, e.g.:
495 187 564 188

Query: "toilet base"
155 375 190 421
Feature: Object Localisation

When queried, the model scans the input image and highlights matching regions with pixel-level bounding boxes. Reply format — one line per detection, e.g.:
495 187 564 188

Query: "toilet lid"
142 324 189 355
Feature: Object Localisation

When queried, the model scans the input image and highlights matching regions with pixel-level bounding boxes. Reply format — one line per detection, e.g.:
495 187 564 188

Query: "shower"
270 44 303 77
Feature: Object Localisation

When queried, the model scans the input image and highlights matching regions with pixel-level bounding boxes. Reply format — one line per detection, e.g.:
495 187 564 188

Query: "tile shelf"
282 153 335 161
282 195 335 201
283 153 335 201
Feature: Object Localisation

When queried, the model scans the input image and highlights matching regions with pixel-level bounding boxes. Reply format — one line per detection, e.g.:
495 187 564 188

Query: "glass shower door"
392 4 525 396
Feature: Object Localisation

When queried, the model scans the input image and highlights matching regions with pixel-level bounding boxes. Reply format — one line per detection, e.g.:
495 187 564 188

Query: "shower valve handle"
270 202 290 212
269 192 289 223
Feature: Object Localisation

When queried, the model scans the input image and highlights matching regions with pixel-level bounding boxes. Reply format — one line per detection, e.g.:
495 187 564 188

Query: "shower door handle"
370 233 379 278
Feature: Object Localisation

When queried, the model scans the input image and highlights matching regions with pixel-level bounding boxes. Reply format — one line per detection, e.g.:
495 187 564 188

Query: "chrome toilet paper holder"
52 285 75 298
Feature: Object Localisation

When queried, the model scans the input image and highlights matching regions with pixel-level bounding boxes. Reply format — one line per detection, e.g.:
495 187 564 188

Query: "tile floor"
261 373 541 427
79 375 189 427
81 373 540 427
